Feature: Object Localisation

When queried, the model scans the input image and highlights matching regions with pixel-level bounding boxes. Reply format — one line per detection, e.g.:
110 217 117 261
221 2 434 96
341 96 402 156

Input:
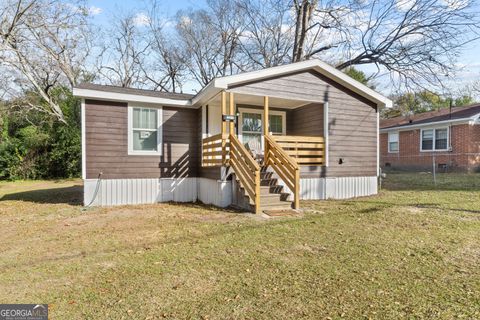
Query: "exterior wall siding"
229 70 378 178
380 123 480 172
85 99 199 179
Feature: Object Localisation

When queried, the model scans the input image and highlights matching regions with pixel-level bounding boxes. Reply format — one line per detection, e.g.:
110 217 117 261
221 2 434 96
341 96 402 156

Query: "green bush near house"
0 88 81 180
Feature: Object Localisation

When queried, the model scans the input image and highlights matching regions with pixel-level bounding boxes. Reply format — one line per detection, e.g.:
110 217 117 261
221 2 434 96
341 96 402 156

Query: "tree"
237 0 293 69
142 1 187 93
344 67 374 88
96 13 150 88
383 90 476 118
175 0 244 86
0 0 91 123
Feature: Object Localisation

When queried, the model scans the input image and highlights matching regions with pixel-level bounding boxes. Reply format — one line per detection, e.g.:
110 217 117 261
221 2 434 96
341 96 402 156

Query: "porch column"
263 95 269 164
221 91 227 165
221 91 227 136
263 96 269 137
229 92 235 135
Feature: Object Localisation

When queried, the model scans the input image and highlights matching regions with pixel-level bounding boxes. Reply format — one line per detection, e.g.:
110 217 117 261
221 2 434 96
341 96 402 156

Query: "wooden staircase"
233 165 293 212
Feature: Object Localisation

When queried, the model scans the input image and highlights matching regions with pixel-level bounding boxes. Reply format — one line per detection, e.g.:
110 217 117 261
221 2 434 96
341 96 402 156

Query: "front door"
241 112 262 147
239 108 287 149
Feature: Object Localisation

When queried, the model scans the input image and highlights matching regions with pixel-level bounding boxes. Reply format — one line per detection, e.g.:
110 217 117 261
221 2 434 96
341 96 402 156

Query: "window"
421 129 434 151
128 106 162 155
268 114 283 135
421 127 449 151
388 132 399 153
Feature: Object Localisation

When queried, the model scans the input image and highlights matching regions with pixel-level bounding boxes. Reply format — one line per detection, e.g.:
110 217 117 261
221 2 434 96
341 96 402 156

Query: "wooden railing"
264 134 300 209
201 133 229 167
272 135 325 165
229 134 261 214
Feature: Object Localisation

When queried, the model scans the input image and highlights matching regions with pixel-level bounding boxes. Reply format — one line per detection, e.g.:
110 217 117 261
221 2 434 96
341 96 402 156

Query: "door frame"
238 107 286 149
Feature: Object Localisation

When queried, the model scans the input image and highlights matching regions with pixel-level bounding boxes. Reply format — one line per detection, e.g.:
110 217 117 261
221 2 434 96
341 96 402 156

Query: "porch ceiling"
208 92 313 109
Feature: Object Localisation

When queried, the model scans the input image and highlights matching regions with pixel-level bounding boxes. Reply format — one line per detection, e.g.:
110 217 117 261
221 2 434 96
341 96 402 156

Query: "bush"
0 88 81 180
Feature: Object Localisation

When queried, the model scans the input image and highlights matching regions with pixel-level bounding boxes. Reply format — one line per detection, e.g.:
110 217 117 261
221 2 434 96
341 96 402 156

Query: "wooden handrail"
229 134 261 214
201 133 229 167
264 134 300 209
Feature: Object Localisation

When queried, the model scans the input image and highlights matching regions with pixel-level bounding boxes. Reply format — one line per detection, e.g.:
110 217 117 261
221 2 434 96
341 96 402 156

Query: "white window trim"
128 105 163 156
238 107 286 149
387 131 399 153
420 127 449 152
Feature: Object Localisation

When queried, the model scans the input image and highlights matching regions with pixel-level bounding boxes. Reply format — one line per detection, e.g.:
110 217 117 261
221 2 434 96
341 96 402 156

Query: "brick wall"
380 123 479 172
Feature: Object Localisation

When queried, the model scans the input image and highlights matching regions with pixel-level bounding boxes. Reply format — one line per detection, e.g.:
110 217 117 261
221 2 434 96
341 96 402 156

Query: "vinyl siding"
85 99 199 179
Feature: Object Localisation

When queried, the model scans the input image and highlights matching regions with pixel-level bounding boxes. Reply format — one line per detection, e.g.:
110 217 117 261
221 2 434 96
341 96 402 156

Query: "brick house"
380 104 480 172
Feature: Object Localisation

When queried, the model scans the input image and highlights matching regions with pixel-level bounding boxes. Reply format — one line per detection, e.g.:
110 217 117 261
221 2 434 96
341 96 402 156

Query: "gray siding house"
74 60 392 213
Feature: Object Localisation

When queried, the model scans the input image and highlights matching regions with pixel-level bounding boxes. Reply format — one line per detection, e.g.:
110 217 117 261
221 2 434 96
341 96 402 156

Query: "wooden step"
251 201 293 212
259 185 284 195
260 178 278 186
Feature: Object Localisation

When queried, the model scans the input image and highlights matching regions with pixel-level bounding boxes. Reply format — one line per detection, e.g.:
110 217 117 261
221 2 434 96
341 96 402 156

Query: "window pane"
147 109 157 129
422 129 433 150
242 113 262 132
141 109 149 128
435 129 448 150
133 130 157 151
133 108 141 128
269 115 283 134
388 132 398 143
389 142 398 152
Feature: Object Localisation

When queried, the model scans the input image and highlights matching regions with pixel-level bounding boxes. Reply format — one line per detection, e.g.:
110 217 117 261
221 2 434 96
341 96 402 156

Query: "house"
380 104 480 172
73 59 392 213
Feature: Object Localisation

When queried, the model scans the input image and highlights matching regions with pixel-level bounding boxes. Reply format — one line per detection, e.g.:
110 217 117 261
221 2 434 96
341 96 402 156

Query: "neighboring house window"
128 106 162 155
388 132 399 153
421 127 448 151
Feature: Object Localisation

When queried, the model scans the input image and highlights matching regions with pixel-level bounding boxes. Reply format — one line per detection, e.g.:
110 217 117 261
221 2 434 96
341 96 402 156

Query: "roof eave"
380 116 476 132
73 87 194 107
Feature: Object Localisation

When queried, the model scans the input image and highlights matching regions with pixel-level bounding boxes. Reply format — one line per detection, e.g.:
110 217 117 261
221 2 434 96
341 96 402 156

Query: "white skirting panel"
325 176 377 199
197 178 232 207
84 178 159 206
83 176 377 207
159 178 197 202
277 176 377 200
84 177 232 207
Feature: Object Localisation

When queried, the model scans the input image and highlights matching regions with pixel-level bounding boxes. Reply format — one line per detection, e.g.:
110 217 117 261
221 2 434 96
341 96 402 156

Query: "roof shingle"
380 104 480 129
75 83 194 101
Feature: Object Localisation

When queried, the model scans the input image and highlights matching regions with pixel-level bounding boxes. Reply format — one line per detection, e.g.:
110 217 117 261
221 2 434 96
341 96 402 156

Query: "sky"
85 0 480 96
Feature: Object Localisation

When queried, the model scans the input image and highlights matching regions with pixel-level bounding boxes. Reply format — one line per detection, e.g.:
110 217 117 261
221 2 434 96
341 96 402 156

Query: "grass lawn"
0 174 479 319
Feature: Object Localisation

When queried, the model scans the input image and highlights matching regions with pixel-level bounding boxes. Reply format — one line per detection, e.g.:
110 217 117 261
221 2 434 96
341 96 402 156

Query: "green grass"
0 174 479 319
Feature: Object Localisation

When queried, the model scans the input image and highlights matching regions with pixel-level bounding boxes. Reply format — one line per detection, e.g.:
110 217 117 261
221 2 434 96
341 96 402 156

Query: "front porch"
200 91 327 213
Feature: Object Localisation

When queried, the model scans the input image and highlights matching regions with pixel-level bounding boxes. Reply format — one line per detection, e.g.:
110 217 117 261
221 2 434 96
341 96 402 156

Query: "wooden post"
229 92 235 135
263 96 269 165
293 168 300 209
221 91 227 135
263 96 269 137
255 170 261 214
221 91 227 165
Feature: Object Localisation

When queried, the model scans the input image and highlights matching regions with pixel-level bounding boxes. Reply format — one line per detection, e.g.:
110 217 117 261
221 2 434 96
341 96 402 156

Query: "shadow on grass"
0 185 83 206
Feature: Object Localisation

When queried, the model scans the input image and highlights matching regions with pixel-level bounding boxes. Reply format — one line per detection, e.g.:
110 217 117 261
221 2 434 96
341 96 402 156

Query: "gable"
228 70 377 109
